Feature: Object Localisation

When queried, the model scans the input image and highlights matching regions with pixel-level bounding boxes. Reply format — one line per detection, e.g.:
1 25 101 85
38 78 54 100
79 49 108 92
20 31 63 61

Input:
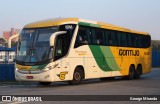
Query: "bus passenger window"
137 35 142 48
128 34 132 47
91 28 104 45
117 32 121 46
111 32 118 46
105 31 110 46
108 33 112 45
78 35 88 44
131 35 136 47
96 29 104 45
74 26 90 48
122 33 127 47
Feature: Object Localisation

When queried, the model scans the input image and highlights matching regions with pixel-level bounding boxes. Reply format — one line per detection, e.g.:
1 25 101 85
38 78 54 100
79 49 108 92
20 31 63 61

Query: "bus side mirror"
50 31 67 47
8 34 19 48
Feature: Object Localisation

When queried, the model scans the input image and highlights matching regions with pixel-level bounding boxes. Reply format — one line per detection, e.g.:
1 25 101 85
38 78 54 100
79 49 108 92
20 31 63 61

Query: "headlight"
43 64 58 72
43 66 52 72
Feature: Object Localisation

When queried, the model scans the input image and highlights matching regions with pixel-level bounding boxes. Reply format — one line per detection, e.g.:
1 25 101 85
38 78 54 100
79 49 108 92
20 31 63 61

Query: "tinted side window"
117 32 121 46
54 33 69 60
128 34 136 47
105 31 111 46
74 26 91 48
59 24 76 41
137 35 142 48
111 31 117 46
54 24 76 60
121 33 127 47
92 28 105 45
143 35 151 48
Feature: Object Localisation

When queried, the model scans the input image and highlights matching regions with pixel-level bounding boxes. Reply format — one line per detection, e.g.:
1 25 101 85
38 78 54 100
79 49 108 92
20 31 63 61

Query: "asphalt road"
0 68 159 104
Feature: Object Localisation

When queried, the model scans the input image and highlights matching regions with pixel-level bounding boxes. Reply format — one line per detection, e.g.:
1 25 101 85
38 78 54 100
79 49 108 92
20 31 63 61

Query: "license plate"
26 76 33 79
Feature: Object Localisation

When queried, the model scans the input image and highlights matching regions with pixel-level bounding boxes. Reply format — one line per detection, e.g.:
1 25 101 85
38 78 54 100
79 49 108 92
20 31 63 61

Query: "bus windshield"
16 27 58 64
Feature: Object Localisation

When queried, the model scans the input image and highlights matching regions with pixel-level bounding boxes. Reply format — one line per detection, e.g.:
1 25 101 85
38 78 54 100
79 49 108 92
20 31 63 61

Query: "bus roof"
24 18 148 35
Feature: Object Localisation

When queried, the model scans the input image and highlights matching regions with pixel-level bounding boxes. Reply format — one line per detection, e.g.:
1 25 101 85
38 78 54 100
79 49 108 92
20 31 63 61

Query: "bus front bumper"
15 68 54 82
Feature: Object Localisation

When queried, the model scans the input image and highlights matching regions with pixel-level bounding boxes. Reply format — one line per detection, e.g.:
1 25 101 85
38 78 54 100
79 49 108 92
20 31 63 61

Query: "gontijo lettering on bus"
119 49 139 56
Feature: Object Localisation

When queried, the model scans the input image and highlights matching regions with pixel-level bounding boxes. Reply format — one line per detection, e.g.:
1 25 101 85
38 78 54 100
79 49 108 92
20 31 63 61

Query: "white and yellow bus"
10 18 151 85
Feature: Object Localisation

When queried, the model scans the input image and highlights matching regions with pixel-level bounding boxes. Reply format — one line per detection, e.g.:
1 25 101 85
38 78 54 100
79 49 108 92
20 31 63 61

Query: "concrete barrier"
0 64 15 81
152 50 160 67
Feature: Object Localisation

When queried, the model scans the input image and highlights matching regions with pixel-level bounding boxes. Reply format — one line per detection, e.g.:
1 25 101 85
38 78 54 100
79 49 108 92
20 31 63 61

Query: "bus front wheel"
69 68 83 85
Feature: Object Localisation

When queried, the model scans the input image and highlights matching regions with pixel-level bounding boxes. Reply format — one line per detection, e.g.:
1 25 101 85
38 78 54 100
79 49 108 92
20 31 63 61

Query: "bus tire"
69 68 83 85
39 82 51 85
127 65 135 80
134 65 142 79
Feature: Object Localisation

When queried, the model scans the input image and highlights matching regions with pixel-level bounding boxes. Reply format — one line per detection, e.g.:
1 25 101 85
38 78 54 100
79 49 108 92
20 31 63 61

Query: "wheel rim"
74 72 81 81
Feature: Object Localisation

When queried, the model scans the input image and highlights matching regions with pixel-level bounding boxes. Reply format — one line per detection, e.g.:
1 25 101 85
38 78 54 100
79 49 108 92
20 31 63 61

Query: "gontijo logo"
57 72 68 80
119 49 139 56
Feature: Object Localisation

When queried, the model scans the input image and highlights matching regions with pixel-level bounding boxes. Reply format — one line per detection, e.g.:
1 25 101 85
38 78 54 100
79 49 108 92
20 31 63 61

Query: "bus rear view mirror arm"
50 31 67 47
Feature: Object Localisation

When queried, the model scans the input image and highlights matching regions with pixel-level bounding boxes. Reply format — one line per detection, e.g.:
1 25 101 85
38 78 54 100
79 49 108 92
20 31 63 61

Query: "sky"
0 0 160 40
